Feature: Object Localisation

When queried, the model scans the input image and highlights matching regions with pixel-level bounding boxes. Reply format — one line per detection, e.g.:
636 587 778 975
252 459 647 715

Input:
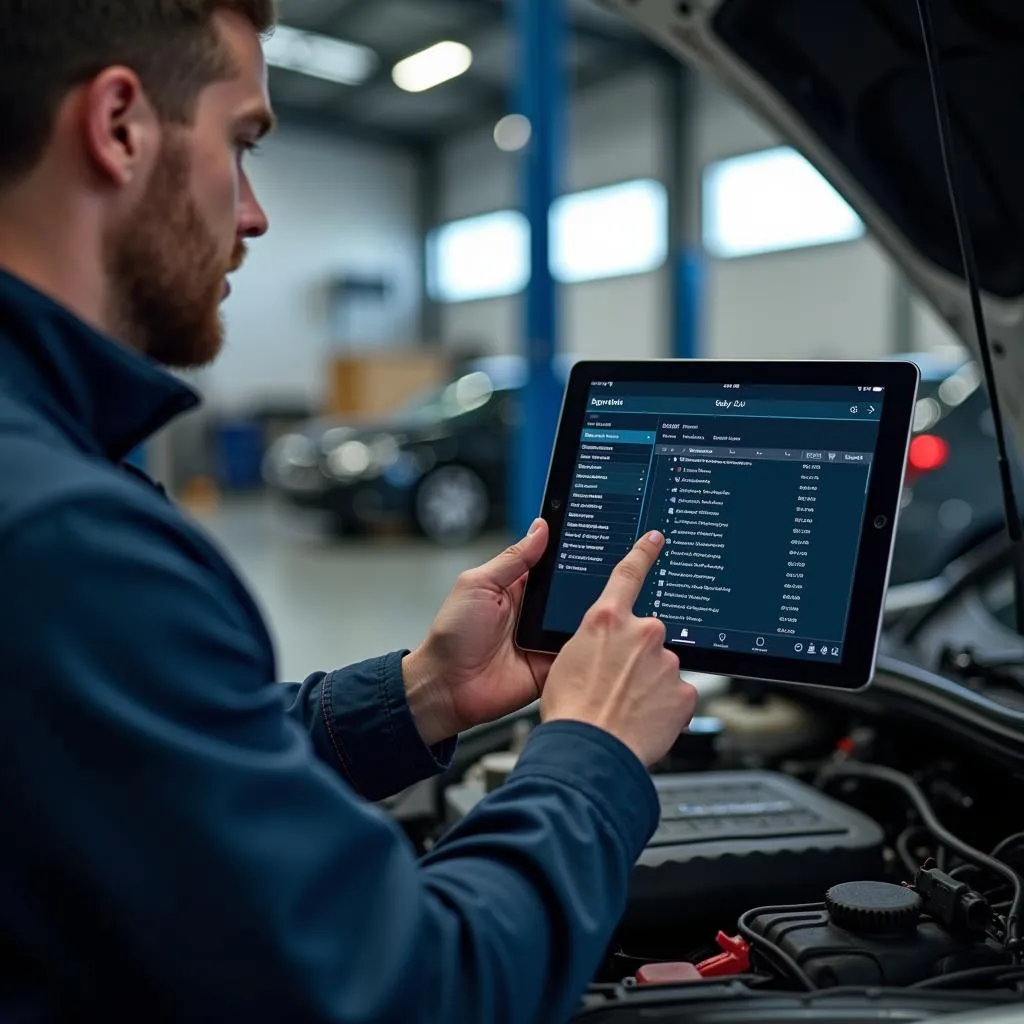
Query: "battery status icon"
872 387 884 392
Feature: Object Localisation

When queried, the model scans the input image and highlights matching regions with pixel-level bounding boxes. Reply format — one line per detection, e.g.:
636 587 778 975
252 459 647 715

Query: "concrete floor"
193 497 505 681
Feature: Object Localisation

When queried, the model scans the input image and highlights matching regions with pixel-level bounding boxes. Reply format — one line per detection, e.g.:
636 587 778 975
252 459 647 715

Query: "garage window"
427 210 530 303
428 178 669 302
702 146 864 259
550 178 668 283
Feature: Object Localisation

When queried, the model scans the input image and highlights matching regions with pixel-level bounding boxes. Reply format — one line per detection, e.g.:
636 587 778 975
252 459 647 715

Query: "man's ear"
79 67 160 188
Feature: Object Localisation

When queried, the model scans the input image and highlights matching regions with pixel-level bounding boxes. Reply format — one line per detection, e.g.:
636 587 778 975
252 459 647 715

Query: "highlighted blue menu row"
581 429 657 445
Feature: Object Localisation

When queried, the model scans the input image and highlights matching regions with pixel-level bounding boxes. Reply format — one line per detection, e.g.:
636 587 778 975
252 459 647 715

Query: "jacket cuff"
321 651 456 802
511 721 661 861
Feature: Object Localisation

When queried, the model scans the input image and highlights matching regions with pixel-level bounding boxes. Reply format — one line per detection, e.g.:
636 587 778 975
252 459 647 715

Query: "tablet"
516 360 920 691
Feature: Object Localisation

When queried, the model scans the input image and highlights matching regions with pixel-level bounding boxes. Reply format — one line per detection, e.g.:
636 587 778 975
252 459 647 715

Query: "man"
0 2 698 1020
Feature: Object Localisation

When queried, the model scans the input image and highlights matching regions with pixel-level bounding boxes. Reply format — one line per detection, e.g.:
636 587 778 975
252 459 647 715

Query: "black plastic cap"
826 881 922 935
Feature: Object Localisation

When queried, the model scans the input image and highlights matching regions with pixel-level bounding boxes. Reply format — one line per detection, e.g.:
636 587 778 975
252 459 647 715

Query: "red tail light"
908 433 950 473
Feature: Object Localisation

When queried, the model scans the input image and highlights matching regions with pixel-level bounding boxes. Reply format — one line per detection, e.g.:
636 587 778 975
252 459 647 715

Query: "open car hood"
608 0 1024 451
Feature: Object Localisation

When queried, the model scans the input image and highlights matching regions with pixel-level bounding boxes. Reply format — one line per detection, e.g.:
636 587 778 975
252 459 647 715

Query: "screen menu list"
544 383 885 661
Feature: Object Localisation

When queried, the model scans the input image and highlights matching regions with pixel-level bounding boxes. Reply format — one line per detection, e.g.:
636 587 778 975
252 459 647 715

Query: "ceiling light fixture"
263 24 378 86
392 41 473 93
494 114 532 152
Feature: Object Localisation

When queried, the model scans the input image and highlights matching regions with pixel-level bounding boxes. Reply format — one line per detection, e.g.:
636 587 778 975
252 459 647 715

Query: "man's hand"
402 519 553 747
542 531 698 766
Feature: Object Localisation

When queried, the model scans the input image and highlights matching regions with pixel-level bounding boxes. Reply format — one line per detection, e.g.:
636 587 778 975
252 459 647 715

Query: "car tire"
414 464 490 545
327 510 364 539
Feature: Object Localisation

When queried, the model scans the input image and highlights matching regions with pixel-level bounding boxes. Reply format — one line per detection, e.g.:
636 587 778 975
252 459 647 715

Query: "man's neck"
0 189 112 337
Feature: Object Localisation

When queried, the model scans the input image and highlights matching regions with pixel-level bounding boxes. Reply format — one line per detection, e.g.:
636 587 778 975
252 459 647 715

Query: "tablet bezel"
515 359 920 692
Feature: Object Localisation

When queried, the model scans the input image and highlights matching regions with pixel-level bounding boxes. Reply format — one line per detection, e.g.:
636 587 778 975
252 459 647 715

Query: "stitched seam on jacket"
320 672 361 790
379 655 401 754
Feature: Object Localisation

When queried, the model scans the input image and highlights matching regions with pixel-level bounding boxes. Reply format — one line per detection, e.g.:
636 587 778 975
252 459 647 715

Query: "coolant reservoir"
705 690 819 761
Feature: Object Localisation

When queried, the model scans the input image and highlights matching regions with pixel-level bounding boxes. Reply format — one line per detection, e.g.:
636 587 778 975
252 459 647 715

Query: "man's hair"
0 1 276 187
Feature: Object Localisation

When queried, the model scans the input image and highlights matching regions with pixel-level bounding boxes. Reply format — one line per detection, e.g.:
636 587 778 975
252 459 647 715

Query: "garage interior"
8 0 1024 1016
169 0 976 674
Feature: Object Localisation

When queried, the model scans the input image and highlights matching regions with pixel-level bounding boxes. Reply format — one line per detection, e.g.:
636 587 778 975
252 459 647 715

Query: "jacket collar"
0 268 199 462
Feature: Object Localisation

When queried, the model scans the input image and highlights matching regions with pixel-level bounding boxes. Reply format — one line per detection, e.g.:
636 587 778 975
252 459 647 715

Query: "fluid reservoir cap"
826 881 922 935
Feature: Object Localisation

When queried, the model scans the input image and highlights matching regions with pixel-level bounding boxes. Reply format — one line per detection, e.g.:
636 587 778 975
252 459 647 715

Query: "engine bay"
393 671 1024 1016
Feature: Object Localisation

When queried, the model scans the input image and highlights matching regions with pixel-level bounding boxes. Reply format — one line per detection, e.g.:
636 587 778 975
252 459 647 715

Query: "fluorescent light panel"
393 41 472 93
551 179 669 283
263 24 377 86
703 146 864 259
428 211 530 303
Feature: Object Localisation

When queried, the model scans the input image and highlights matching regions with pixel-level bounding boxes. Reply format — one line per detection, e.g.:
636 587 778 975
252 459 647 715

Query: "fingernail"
528 518 543 536
646 530 664 545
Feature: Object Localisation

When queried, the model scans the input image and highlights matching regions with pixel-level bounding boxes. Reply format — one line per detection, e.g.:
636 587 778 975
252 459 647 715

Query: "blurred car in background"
264 356 563 545
892 350 1024 586
266 348 1020 574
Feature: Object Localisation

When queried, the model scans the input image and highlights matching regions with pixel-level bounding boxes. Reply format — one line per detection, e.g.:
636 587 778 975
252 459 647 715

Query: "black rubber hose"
817 762 1022 961
913 965 1024 990
993 832 1024 863
896 826 928 877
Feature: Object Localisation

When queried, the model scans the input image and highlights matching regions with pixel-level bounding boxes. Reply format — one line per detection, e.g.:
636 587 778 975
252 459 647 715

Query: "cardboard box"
327 349 449 420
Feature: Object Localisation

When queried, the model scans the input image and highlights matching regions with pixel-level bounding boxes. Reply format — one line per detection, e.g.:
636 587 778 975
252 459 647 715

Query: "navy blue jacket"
0 269 660 1023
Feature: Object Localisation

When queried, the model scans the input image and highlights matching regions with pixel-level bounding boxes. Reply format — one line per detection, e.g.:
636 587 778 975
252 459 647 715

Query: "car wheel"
327 510 365 539
414 465 490 545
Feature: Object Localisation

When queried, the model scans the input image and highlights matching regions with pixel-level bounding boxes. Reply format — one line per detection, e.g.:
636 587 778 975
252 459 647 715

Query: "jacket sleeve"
281 658 458 802
0 495 660 1024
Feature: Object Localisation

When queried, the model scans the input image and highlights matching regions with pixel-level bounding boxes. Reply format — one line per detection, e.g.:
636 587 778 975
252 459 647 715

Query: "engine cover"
625 771 885 928
446 769 886 931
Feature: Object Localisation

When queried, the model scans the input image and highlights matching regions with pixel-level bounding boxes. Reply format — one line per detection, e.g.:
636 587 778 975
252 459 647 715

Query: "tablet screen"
543 379 889 663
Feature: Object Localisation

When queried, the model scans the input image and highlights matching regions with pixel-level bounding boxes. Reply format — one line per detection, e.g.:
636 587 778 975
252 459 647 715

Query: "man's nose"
239 177 269 239
239 201 269 239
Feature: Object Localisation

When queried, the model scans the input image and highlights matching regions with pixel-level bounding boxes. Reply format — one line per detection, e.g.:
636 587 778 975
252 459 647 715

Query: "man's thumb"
484 518 549 589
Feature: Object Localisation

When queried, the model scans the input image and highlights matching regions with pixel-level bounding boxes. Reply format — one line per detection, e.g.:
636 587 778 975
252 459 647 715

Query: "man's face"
104 12 273 369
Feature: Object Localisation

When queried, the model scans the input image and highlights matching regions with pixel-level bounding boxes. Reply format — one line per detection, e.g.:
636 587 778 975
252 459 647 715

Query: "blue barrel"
215 420 265 491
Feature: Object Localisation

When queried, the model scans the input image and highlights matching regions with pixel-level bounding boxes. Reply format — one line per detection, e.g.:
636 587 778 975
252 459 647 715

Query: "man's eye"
237 141 262 157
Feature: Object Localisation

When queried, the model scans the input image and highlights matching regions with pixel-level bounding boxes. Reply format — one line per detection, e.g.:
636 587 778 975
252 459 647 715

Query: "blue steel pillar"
668 66 704 359
510 0 567 537
674 248 704 358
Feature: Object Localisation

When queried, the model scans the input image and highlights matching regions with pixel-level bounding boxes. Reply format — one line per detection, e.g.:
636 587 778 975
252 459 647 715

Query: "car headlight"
324 436 402 481
326 440 372 480
273 433 317 468
264 434 322 491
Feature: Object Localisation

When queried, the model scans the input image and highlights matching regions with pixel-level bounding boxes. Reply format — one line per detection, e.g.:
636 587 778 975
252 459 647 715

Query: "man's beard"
103 134 244 370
